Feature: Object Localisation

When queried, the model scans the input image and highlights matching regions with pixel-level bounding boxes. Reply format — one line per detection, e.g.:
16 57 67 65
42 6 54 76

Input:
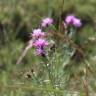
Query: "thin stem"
16 41 32 64
42 57 57 96
58 0 64 32
83 68 89 96
46 65 57 96
61 0 64 14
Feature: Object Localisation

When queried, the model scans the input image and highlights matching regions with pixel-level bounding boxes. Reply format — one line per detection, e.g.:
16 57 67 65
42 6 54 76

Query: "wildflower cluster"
27 15 82 56
27 17 54 56
30 29 48 56
16 14 84 96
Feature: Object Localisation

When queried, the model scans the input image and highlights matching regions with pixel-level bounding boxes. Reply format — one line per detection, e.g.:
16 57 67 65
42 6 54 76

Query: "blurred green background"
0 0 96 96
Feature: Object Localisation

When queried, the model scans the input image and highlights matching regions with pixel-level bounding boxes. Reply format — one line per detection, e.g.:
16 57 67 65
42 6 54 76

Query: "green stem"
42 56 57 96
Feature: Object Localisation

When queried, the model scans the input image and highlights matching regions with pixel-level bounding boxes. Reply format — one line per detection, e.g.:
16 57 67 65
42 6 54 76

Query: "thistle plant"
14 2 95 96
15 12 89 96
0 0 96 96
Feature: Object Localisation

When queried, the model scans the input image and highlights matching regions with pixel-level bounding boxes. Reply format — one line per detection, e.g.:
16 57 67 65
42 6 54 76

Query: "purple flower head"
33 39 48 56
65 15 75 24
73 18 82 27
32 28 45 38
65 15 82 27
33 38 48 48
35 48 45 56
41 17 53 27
